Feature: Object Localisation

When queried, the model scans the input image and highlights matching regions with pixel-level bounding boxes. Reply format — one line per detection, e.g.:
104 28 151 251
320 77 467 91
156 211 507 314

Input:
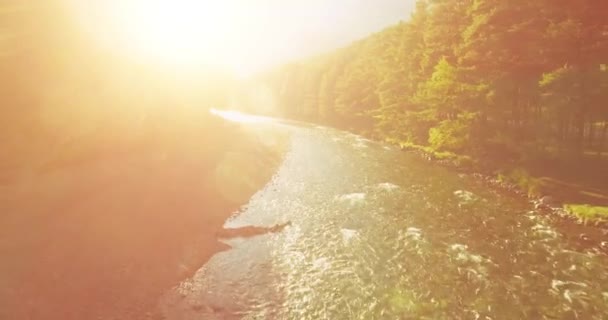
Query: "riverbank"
0 116 287 320
392 141 608 227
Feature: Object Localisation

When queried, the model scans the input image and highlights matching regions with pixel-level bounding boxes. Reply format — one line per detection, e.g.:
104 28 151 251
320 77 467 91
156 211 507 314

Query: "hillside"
254 0 608 211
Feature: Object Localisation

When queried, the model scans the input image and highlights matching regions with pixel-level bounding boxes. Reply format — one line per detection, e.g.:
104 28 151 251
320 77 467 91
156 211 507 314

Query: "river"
160 113 608 319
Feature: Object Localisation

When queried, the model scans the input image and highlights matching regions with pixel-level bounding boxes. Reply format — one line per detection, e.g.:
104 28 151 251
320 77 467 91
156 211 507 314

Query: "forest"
2 1 608 318
259 0 608 172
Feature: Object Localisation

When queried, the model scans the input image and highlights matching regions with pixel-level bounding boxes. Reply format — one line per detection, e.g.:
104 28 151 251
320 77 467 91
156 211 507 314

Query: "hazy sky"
253 0 416 63
75 0 416 75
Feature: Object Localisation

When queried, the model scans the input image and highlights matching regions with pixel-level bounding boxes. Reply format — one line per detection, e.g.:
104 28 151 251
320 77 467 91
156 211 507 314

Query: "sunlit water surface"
161 122 608 319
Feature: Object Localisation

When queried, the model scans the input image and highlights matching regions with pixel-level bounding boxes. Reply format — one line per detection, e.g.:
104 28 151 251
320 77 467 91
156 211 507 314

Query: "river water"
161 119 608 319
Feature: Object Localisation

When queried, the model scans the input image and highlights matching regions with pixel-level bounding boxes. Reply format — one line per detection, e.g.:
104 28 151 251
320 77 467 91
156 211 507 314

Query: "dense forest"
259 0 608 165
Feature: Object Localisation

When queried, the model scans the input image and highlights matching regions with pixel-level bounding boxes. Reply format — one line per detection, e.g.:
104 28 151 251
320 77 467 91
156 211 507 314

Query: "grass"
395 141 475 168
563 204 608 224
497 168 544 198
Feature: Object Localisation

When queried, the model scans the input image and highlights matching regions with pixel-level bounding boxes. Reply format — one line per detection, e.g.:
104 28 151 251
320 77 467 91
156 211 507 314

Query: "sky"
71 0 416 76
245 0 416 66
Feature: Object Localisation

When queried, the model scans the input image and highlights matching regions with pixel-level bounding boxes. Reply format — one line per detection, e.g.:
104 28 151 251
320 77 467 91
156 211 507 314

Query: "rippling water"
161 124 608 319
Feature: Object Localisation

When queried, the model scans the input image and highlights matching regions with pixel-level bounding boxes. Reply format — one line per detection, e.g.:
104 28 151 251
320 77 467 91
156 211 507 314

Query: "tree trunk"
576 114 585 155
602 121 608 159
588 120 596 154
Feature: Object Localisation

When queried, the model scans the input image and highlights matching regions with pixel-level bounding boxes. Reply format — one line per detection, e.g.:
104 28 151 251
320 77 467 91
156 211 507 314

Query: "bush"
428 112 476 152
497 168 543 197
563 204 608 224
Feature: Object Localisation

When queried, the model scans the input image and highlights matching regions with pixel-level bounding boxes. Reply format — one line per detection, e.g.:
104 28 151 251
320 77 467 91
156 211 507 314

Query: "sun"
116 0 236 67
71 0 251 74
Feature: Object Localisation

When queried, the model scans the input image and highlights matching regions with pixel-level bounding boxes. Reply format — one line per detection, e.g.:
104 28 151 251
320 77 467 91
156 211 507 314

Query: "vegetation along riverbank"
248 0 608 225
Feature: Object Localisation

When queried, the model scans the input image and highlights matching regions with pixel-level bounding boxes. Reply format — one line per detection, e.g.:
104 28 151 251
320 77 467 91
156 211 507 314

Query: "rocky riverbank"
394 142 608 255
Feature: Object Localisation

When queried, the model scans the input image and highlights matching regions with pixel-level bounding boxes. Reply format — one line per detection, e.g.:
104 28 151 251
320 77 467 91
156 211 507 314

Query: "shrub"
563 204 608 224
428 112 477 152
497 168 543 197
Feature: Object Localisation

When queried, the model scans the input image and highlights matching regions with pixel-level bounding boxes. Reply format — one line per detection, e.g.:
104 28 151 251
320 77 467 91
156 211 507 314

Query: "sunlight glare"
118 0 235 66
72 0 255 74
210 109 273 124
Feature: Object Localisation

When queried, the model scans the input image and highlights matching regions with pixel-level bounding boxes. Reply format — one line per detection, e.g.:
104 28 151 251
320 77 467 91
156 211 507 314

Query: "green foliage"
260 0 608 163
563 204 608 224
497 168 543 197
428 112 477 152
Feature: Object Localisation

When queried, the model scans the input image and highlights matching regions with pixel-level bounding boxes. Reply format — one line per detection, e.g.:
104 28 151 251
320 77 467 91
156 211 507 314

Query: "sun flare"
210 109 273 124
72 0 253 75
117 0 238 67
